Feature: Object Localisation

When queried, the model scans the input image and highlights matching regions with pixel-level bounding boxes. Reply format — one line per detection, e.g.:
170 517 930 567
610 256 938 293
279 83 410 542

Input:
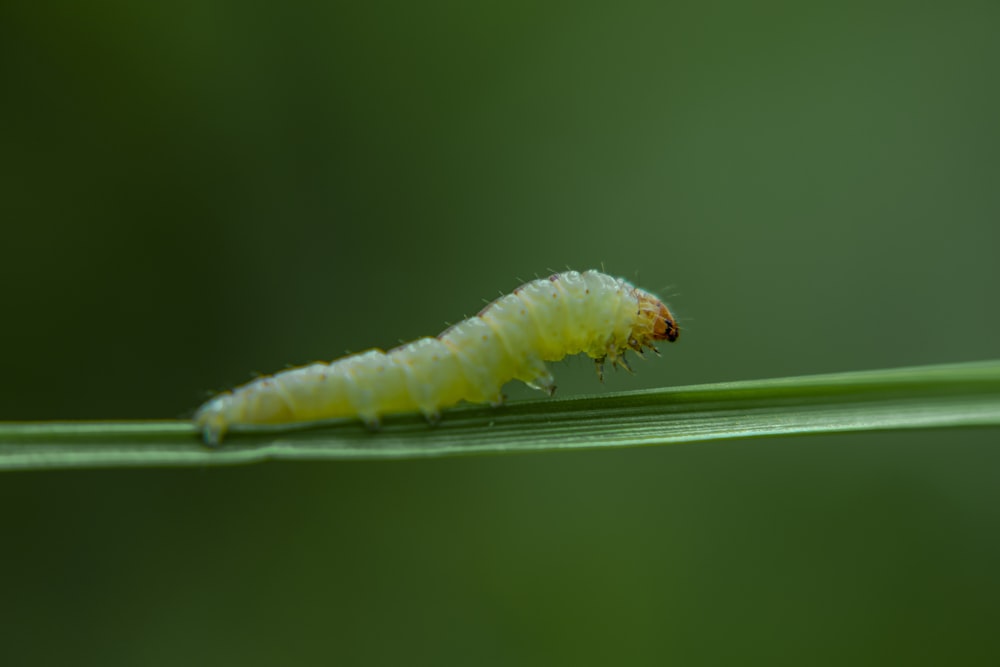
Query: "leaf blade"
2 360 999 470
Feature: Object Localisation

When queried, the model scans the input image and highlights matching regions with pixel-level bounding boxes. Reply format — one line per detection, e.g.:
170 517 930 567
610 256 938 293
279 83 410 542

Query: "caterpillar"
195 269 679 445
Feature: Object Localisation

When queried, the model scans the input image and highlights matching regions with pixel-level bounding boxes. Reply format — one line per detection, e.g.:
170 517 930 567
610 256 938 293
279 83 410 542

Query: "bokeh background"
2 1 999 664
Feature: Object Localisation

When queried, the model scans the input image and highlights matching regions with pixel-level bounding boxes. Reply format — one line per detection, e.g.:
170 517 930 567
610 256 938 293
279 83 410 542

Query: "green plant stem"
2 360 999 470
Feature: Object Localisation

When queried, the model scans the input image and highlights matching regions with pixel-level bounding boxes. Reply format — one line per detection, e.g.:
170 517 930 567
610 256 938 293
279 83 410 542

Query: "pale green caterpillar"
195 270 679 445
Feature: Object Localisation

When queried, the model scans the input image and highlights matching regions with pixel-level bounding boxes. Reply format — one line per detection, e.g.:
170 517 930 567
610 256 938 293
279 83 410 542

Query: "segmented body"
195 270 679 445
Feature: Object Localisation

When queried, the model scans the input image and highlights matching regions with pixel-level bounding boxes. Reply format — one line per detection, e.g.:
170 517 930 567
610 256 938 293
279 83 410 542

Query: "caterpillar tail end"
194 399 229 447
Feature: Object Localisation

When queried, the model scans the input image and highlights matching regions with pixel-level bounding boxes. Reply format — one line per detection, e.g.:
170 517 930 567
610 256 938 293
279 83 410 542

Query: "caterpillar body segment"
195 270 679 445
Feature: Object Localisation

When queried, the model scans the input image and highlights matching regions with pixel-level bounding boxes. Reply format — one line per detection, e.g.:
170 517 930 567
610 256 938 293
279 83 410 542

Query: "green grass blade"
2 360 999 470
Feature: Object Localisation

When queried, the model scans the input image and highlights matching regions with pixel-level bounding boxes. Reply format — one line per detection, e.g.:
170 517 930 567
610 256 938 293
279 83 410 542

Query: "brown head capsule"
652 301 679 342
633 290 680 346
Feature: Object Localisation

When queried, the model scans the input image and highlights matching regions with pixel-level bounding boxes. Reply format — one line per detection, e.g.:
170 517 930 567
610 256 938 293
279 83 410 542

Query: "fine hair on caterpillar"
195 269 679 445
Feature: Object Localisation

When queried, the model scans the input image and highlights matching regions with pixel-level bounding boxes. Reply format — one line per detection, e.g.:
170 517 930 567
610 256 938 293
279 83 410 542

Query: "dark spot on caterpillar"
548 274 559 282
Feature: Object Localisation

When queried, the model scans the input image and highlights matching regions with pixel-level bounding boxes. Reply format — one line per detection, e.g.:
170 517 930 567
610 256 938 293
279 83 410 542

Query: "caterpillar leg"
616 352 635 374
360 413 381 431
523 368 557 397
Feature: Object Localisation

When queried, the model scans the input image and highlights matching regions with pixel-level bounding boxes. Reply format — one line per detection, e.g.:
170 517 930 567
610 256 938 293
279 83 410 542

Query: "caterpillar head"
632 290 679 348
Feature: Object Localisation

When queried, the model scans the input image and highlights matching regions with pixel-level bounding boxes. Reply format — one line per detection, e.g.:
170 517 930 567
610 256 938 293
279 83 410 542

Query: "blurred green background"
2 0 999 664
